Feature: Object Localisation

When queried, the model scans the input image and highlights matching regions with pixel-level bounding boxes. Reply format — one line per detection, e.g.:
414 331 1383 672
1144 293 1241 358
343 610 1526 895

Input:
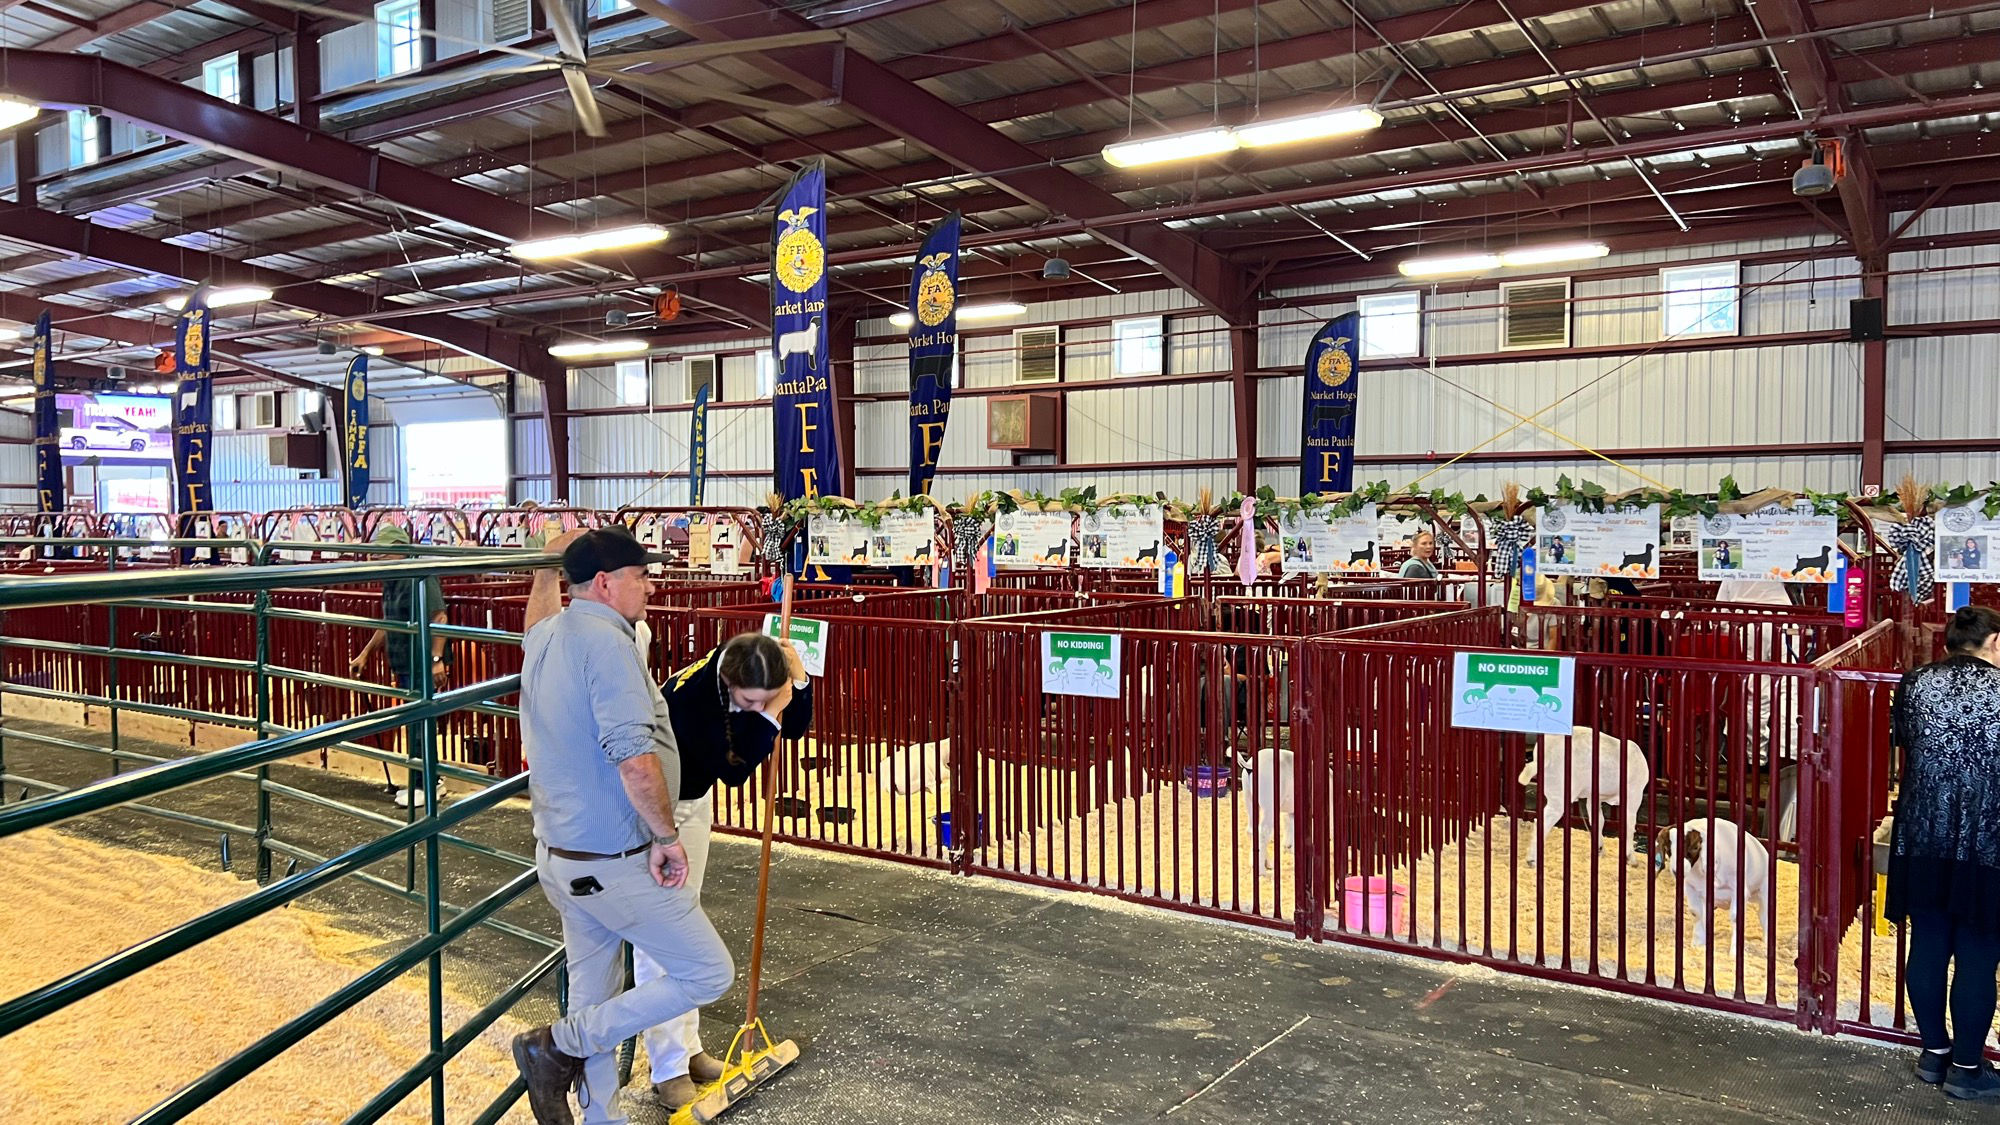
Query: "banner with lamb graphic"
1536 503 1660 579
1076 504 1165 570
1698 505 1841 583
1279 504 1377 575
1936 504 2000 584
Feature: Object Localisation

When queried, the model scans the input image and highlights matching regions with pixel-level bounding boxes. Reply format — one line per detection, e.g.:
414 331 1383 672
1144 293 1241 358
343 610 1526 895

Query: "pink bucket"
1339 876 1409 935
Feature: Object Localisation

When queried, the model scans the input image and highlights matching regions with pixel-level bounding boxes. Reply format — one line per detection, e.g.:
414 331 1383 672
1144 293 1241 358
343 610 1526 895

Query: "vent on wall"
1014 326 1060 383
685 355 717 403
1501 279 1571 350
490 0 532 42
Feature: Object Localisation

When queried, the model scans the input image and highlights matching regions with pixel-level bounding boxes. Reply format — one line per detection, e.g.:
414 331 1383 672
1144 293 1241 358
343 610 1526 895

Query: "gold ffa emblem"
915 252 955 327
350 375 366 400
1315 334 1353 387
31 341 46 387
183 313 207 369
774 206 825 295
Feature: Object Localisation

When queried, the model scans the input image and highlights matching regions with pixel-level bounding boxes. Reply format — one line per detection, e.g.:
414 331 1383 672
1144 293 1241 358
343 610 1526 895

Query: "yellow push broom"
670 579 802 1125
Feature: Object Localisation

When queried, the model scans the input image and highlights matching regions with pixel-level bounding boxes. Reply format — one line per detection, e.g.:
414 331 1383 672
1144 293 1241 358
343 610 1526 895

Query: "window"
1661 261 1740 338
616 359 649 406
66 110 100 167
403 419 507 508
214 394 239 431
1112 316 1164 378
1358 291 1421 359
756 351 776 398
1500 278 1571 350
597 0 632 14
375 0 424 78
202 55 241 103
1014 326 1061 383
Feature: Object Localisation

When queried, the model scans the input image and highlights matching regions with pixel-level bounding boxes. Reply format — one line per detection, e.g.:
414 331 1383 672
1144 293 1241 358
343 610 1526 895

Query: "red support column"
830 315 858 497
293 24 321 131
1230 324 1259 494
541 376 573 502
11 125 36 206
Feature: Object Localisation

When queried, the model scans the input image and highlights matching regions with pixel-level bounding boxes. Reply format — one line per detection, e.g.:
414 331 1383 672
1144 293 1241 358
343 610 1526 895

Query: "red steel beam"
625 0 1251 317
0 48 769 328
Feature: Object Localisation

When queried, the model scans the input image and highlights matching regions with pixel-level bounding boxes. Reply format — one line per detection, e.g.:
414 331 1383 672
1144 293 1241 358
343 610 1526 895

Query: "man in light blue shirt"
511 527 733 1125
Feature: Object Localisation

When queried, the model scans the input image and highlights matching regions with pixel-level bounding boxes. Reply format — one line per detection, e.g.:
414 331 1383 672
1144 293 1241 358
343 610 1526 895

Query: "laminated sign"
1698 505 1840 583
1451 651 1575 735
1536 503 1660 580
762 614 829 678
1936 504 2000 584
1041 631 1120 699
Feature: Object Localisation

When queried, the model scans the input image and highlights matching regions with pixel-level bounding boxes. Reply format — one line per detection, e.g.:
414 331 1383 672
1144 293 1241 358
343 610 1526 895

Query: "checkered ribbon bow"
1490 516 1531 577
952 515 987 564
1885 515 1935 604
1186 514 1222 573
758 514 790 563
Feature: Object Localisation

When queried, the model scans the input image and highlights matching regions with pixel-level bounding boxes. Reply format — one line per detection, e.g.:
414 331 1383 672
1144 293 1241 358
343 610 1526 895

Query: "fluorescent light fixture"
890 301 1027 329
164 285 273 310
0 385 32 400
1235 106 1382 148
1498 241 1611 268
1101 127 1239 169
510 224 670 261
361 346 385 356
1398 253 1502 278
548 338 650 360
0 97 39 131
0 328 20 342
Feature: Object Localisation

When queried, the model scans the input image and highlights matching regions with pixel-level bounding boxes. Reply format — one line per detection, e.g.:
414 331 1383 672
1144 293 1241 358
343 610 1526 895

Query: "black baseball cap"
562 526 650 585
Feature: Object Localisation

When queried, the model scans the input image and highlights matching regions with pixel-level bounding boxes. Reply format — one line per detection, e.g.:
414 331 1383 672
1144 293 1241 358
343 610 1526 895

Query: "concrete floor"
0 715 1971 1124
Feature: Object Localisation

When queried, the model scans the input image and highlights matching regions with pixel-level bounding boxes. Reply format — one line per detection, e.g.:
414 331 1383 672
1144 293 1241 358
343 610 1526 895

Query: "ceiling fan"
245 0 838 136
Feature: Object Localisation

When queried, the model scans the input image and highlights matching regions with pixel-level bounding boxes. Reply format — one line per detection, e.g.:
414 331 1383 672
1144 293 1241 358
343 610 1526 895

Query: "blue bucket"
935 812 985 848
1181 764 1236 797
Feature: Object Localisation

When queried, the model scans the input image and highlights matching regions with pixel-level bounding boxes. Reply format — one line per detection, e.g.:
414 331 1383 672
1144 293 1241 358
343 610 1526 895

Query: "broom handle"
740 579 793 1049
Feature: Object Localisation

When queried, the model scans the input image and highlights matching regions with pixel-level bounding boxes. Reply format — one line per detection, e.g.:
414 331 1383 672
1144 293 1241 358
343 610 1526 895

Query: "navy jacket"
664 644 815 800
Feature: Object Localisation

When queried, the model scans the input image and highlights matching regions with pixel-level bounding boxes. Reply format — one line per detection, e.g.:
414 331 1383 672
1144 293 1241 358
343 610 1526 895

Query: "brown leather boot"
688 1051 727 1085
653 1075 700 1111
511 1026 582 1125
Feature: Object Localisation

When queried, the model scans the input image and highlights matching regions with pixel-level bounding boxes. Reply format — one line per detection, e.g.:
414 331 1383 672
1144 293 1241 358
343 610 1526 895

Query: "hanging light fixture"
1497 241 1610 268
164 286 272 310
1397 252 1502 278
889 301 1028 328
1101 127 1239 169
548 338 650 360
509 224 669 260
0 97 40 131
1234 106 1382 148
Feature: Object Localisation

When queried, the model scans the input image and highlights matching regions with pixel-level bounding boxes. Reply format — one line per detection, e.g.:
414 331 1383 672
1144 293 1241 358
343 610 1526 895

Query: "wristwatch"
653 829 680 848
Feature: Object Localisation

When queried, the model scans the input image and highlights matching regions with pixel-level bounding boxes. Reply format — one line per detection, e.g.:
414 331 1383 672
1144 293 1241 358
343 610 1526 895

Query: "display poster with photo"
993 510 1073 568
1535 503 1661 579
1076 504 1166 570
870 510 936 567
1936 504 2000 584
1667 515 1700 551
1698 505 1841 583
1378 512 1426 547
1280 504 1377 575
807 512 873 566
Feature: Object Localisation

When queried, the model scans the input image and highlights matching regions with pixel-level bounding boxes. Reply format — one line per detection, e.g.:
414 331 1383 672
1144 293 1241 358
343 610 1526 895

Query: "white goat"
1517 725 1650 866
1250 746 1295 869
1652 818 1772 947
775 316 823 370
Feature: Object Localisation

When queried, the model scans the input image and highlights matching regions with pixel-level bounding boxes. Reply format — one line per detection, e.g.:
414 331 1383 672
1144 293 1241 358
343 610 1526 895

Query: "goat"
1135 540 1161 565
1792 544 1832 576
775 316 823 371
1517 725 1651 867
1620 543 1656 573
1653 818 1772 948
1250 746 1296 869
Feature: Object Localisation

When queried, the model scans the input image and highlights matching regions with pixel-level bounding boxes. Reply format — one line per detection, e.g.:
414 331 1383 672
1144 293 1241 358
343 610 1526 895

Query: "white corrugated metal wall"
212 421 400 512
0 409 32 508
499 201 1998 507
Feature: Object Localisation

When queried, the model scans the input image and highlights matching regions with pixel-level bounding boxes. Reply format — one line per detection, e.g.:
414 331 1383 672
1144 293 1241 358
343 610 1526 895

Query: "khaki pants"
634 794 715 1081
537 840 734 1125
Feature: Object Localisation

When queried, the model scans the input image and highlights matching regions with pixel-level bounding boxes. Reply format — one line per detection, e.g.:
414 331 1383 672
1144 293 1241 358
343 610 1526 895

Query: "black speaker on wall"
1849 297 1885 341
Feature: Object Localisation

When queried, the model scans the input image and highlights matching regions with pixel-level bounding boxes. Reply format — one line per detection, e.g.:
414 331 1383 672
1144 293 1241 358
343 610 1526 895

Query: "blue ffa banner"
1300 311 1360 494
171 300 214 519
340 355 370 508
770 162 841 502
690 380 710 506
31 311 62 514
907 213 960 496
